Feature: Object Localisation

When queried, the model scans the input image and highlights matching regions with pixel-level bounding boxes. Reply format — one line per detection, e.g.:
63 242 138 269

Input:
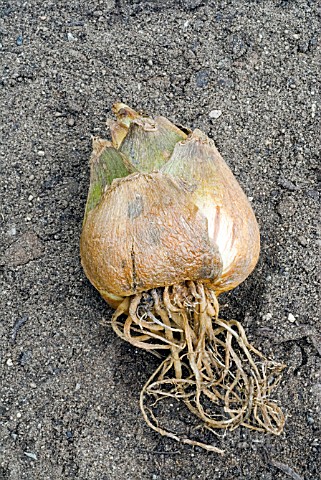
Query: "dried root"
111 282 285 453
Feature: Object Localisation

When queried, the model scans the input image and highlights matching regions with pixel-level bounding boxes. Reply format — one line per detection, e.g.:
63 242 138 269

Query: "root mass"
111 281 285 453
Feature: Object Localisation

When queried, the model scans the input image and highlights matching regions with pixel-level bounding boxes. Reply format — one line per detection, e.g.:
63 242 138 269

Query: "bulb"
80 103 284 451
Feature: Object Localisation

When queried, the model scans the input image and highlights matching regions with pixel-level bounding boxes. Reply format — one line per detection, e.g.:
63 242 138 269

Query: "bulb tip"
112 103 139 121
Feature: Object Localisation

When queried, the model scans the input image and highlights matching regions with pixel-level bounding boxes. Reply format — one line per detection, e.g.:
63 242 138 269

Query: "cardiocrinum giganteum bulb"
80 103 285 453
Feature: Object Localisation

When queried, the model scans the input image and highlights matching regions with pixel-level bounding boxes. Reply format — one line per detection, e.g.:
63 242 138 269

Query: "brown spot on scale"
127 195 144 220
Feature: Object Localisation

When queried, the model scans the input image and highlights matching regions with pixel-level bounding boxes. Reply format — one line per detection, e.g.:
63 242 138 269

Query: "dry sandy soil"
0 1 320 479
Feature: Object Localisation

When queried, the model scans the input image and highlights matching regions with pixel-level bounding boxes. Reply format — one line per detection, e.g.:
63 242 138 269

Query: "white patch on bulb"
196 199 237 274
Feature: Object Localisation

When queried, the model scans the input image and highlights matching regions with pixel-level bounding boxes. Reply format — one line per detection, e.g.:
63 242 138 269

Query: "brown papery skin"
80 172 222 307
204 141 260 294
162 130 260 294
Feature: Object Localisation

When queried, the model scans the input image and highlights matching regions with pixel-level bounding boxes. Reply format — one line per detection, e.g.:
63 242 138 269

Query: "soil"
0 1 320 479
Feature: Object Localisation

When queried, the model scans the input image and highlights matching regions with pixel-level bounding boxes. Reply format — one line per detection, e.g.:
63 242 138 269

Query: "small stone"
75 383 81 391
288 313 296 323
16 412 22 418
309 37 318 51
0 232 43 267
311 103 316 118
16 35 23 46
18 351 32 366
217 77 234 88
67 117 75 127
67 32 76 42
8 225 17 236
298 41 309 53
37 150 45 157
24 452 37 461
238 441 249 449
278 178 297 191
306 189 319 201
209 109 222 119
307 415 314 425
147 59 153 66
184 0 203 9
28 194 34 201
195 70 209 88
6 358 13 367
298 236 307 247
263 313 272 321
277 196 296 218
30 382 37 388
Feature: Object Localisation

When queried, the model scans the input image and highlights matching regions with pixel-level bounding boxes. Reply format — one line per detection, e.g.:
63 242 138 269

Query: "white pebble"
67 32 76 42
24 452 37 460
288 313 296 323
6 358 13 366
8 225 16 236
209 109 222 119
37 150 45 157
311 103 316 118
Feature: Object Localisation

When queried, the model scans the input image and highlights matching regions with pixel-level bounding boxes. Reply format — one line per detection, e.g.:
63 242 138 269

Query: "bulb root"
111 282 285 452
